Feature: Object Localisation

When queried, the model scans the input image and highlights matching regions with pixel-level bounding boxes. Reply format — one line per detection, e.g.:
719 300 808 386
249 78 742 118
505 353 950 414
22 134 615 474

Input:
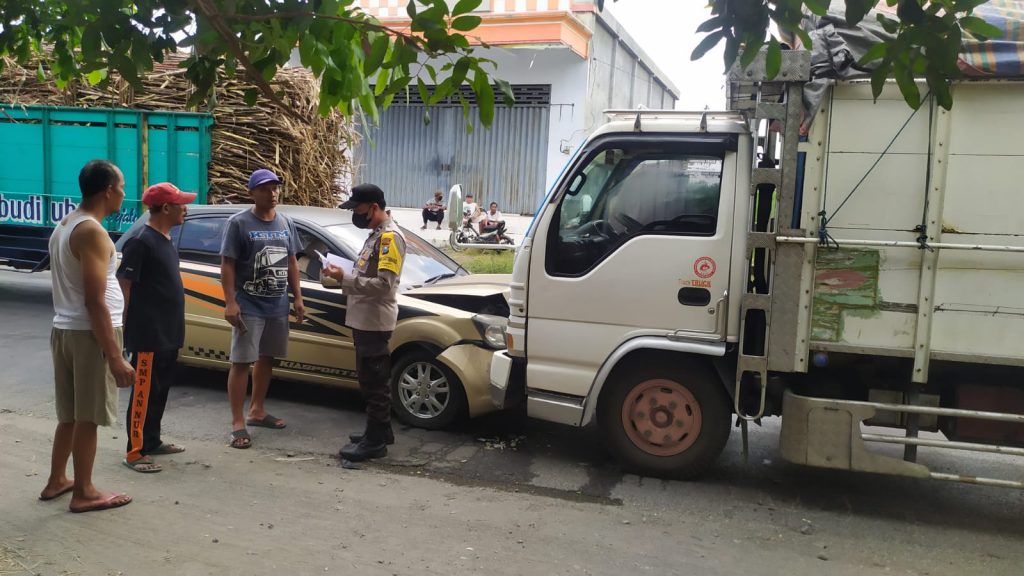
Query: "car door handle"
678 287 711 307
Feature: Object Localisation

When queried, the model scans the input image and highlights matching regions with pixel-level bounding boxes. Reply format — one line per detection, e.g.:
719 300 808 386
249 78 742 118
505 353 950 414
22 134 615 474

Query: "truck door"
525 136 739 397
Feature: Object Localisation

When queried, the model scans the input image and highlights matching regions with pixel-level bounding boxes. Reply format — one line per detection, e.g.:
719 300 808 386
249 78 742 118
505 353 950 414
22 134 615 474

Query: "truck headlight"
473 314 508 349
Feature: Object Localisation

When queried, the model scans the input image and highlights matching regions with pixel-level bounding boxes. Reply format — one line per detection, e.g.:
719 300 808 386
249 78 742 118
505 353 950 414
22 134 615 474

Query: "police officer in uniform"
323 184 406 461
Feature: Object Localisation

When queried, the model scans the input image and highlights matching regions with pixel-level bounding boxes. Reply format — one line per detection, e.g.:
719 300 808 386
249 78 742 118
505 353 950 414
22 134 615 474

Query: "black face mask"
352 208 372 229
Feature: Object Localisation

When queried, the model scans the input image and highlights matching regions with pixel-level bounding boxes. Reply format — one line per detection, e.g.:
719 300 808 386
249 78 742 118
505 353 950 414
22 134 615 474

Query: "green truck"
0 104 212 271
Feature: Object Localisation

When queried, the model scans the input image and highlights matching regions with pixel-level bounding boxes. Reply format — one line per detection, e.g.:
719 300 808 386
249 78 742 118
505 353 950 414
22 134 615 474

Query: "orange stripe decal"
126 352 154 463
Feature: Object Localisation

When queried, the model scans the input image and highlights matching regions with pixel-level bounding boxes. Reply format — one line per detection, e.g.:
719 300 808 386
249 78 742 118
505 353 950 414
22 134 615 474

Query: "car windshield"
323 224 466 289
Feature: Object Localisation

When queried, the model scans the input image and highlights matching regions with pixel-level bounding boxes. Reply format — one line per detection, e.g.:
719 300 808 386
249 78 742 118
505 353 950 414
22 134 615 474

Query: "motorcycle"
449 216 514 251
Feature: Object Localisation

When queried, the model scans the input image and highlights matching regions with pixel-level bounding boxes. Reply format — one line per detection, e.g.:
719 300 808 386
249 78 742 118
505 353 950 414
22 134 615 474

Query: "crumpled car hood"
404 274 511 316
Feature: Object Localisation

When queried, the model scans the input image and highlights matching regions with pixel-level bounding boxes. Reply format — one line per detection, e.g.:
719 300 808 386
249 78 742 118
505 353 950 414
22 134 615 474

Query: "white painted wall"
472 46 588 206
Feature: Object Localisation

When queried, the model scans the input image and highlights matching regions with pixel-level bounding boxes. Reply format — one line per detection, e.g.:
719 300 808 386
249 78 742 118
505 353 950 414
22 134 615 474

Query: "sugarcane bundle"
0 53 356 207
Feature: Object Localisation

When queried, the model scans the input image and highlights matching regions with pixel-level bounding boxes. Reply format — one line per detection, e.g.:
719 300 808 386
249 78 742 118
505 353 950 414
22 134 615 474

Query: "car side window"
547 147 724 277
178 216 228 266
295 226 330 282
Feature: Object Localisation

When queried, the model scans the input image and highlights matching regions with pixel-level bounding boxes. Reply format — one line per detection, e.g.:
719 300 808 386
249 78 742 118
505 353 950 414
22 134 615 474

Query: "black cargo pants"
352 329 393 424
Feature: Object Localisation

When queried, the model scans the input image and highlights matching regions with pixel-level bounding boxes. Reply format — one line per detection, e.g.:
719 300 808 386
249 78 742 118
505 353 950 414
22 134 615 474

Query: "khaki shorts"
51 327 121 426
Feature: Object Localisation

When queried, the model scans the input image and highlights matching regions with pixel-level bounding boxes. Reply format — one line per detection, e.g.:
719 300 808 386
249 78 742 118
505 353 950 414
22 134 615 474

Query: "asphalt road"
3 270 1024 575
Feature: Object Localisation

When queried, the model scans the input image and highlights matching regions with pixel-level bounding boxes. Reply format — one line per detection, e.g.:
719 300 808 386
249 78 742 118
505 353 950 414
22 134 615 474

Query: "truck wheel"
390 350 466 430
599 360 731 479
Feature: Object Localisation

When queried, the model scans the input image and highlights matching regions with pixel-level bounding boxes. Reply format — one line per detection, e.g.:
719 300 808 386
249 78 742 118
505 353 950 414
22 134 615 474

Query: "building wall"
470 47 587 202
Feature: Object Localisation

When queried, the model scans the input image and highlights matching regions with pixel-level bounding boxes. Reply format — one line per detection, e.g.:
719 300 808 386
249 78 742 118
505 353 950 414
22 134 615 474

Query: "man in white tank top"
41 160 135 513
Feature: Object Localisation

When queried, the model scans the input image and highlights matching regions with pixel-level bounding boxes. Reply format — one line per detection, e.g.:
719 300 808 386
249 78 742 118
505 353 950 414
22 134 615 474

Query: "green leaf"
374 67 391 95
859 41 888 65
407 0 418 19
928 70 953 110
496 78 514 106
452 0 483 17
724 37 741 71
81 24 102 59
845 0 873 26
691 31 724 61
796 28 813 49
85 68 106 85
804 0 830 16
417 77 430 105
451 57 471 86
765 38 781 79
36 62 45 82
897 0 925 24
892 60 921 108
243 88 258 106
877 13 901 34
422 107 431 126
363 34 388 75
960 16 1003 40
740 36 765 68
452 15 482 32
696 16 724 34
473 70 494 126
870 61 892 100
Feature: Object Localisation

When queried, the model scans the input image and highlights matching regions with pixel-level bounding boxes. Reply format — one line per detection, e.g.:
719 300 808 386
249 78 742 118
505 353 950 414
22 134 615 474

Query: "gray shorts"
230 315 289 364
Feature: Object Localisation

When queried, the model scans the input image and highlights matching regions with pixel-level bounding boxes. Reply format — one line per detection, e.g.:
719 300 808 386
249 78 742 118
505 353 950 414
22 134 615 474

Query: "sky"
604 0 727 111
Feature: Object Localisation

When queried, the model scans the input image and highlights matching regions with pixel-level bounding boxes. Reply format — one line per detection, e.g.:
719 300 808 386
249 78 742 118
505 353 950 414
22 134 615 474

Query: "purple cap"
248 169 282 190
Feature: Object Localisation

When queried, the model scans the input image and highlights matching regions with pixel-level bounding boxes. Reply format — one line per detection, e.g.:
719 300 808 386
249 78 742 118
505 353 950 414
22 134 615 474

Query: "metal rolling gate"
356 85 550 215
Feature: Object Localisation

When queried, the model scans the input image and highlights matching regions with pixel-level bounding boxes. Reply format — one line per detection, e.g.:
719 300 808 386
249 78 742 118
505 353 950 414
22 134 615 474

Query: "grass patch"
445 248 515 274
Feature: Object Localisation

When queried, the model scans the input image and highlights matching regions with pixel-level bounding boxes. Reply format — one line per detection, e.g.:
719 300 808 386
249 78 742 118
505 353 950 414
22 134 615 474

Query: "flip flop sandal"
148 443 186 455
70 492 132 514
230 429 252 449
246 414 286 429
122 457 162 473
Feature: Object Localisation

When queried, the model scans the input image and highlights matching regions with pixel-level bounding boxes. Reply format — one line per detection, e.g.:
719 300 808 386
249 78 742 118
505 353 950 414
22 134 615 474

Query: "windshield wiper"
422 272 457 285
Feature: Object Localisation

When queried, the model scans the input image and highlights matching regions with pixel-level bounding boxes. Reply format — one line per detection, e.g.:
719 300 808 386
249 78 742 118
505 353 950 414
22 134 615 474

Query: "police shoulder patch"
377 231 402 275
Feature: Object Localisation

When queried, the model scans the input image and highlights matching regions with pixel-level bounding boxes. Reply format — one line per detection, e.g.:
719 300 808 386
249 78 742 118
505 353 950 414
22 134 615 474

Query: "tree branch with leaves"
0 0 513 125
598 0 1000 110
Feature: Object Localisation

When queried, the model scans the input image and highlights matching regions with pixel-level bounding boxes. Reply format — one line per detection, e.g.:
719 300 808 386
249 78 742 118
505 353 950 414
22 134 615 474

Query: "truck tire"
390 350 466 430
598 359 731 479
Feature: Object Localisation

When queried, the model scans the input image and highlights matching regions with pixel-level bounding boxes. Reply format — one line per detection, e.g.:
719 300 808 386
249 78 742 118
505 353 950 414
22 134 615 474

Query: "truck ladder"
729 51 811 422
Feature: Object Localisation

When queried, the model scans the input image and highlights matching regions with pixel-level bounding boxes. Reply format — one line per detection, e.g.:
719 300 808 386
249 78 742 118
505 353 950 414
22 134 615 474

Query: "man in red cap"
115 182 195 473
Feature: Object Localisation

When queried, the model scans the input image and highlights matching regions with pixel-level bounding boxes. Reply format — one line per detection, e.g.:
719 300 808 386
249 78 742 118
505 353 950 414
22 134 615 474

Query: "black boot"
348 422 395 445
339 420 389 462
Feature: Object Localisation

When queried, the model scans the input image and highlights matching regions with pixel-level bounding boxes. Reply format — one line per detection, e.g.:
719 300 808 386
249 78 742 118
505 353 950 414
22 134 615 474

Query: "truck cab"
492 111 753 477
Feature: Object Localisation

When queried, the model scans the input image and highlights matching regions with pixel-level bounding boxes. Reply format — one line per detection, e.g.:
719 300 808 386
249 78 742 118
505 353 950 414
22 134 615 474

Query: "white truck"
489 51 1024 487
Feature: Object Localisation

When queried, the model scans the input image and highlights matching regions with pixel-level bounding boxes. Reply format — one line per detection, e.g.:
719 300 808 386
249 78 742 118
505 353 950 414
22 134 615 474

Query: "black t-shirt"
116 225 185 352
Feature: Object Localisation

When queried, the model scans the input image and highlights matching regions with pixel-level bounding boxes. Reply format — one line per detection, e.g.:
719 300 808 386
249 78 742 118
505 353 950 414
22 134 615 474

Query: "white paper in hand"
315 250 354 275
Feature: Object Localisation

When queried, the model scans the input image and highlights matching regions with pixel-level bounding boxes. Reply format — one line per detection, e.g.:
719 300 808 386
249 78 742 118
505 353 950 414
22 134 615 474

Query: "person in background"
219 169 305 449
42 159 135 513
116 182 195 473
421 190 445 230
480 201 506 238
462 192 481 228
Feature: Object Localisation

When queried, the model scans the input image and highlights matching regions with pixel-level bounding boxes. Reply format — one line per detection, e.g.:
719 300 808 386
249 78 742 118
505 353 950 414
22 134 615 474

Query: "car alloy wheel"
398 361 451 420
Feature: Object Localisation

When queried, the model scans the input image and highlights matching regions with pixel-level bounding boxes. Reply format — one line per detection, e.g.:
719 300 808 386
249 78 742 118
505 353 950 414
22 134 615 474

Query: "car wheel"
391 350 466 429
598 359 731 479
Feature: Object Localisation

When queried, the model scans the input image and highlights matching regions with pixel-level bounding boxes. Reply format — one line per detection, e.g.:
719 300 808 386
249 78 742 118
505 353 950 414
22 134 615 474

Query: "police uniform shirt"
341 218 406 332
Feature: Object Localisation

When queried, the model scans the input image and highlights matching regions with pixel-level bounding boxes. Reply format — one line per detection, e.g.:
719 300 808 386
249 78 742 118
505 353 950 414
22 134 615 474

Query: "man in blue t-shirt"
219 169 305 449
